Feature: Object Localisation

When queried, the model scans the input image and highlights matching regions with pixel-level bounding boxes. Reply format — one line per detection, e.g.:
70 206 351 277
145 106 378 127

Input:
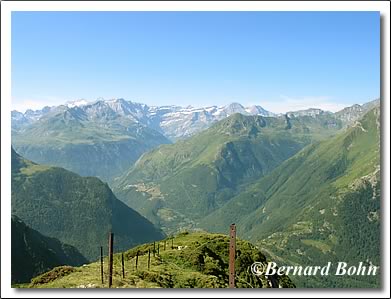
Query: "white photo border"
1 1 389 298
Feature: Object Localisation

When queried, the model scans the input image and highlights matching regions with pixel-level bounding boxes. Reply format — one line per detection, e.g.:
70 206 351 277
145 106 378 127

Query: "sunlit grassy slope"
22 232 295 289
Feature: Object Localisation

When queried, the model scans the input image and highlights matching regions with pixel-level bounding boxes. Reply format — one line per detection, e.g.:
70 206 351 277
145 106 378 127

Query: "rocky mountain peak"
223 102 246 115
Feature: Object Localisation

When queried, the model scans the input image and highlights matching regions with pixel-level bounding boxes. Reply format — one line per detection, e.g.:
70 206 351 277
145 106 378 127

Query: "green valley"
113 112 343 233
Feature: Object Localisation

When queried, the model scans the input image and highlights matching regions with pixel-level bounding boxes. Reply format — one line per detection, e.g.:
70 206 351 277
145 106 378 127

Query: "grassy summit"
23 232 295 289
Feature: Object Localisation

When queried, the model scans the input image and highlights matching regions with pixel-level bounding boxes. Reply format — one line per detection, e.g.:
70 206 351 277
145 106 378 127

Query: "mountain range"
12 98 378 140
12 101 171 183
11 98 379 184
12 99 275 140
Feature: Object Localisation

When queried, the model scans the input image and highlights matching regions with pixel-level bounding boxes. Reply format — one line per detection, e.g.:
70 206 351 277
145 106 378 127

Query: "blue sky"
11 11 380 113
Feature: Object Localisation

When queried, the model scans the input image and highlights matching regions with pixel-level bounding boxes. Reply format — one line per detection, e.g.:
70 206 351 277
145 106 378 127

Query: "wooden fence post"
229 224 236 288
135 251 139 270
108 232 114 288
121 252 125 278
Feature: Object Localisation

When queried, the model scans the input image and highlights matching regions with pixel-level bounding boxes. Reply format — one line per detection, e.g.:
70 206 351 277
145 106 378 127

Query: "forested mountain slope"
12 148 165 261
12 215 88 284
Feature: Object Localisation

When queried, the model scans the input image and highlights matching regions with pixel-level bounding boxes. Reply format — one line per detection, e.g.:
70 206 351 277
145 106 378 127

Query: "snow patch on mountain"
66 99 90 108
